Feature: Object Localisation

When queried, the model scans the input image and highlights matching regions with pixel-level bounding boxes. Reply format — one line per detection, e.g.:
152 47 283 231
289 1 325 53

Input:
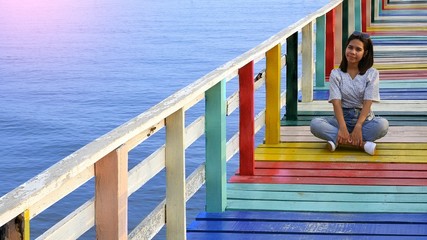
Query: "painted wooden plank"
195 211 427 223
254 145 427 155
205 80 227 212
188 219 427 234
250 168 427 179
258 142 427 149
253 153 427 163
238 61 255 175
94 145 128 240
229 175 427 185
227 183 427 193
187 232 427 240
280 135 427 142
165 108 186 240
286 33 299 121
256 161 427 170
228 189 427 202
265 44 281 144
226 199 427 212
255 145 427 155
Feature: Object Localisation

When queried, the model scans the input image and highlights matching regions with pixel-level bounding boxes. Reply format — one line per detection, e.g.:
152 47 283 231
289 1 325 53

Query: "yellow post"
24 210 30 240
265 44 281 144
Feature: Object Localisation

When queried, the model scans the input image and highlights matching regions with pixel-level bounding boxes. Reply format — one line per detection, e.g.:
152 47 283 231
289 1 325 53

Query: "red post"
361 0 367 32
238 61 255 176
325 9 335 79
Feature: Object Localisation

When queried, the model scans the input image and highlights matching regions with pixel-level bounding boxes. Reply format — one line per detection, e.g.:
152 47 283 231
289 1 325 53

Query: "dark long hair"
339 31 374 75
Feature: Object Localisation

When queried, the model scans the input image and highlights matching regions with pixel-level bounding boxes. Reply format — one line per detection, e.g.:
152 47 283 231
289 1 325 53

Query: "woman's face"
345 39 365 65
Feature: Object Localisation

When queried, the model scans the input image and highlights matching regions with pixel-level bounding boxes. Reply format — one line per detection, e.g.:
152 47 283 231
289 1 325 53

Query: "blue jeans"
310 108 389 144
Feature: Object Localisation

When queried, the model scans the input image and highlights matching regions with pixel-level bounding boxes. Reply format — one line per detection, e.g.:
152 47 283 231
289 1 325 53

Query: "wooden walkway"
187 0 427 239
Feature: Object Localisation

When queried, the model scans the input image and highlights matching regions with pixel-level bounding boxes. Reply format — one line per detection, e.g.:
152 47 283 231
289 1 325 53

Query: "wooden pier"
1 0 427 239
188 0 427 239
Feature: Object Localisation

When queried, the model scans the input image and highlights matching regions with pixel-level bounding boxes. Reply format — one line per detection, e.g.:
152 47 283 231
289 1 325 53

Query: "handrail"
0 0 353 239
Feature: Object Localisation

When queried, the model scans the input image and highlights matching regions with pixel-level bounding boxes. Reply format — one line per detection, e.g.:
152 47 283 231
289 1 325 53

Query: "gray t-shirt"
328 67 380 108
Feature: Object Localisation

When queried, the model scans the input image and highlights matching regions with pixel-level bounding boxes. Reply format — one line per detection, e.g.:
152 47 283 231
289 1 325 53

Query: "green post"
371 0 375 23
205 79 226 212
286 32 298 121
315 15 326 88
342 0 349 54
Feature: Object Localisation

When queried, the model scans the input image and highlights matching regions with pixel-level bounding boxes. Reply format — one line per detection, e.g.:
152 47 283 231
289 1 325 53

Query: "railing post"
342 0 349 54
265 44 281 144
301 22 314 103
355 0 362 31
370 0 378 23
335 3 343 66
316 15 326 88
0 210 30 240
205 80 226 212
95 145 128 240
362 0 367 32
165 108 186 240
286 32 298 121
238 61 255 176
348 0 356 34
325 8 335 78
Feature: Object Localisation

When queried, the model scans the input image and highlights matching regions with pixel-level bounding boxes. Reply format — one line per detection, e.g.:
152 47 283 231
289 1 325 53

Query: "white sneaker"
364 141 376 155
327 141 336 152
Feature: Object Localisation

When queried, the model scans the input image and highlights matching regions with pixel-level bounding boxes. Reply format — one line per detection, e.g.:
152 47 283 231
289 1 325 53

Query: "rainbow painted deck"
187 0 427 239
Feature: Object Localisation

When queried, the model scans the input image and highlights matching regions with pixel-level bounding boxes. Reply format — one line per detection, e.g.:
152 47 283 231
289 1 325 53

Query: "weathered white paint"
301 21 315 102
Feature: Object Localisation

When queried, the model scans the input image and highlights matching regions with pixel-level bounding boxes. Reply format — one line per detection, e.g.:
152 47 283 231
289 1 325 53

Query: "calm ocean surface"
0 0 328 238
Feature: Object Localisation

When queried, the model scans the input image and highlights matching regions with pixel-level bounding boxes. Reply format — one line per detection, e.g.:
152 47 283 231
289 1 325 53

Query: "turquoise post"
205 80 226 212
355 0 362 31
315 15 326 88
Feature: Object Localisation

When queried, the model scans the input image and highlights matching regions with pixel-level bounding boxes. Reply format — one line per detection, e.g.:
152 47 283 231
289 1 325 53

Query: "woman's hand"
350 124 364 147
337 127 351 145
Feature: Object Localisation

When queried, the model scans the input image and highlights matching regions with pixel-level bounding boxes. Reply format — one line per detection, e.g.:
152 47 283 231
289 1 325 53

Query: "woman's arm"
351 100 373 147
331 99 350 144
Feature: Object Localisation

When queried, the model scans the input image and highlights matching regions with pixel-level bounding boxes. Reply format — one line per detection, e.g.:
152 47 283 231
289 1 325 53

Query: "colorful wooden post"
0 210 30 240
95 146 128 240
286 32 298 121
342 0 349 55
238 61 255 176
335 4 343 66
355 0 362 31
205 80 226 212
325 8 335 78
348 0 356 37
301 22 314 103
265 44 281 144
371 0 376 23
362 0 367 32
316 15 326 88
165 108 186 240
